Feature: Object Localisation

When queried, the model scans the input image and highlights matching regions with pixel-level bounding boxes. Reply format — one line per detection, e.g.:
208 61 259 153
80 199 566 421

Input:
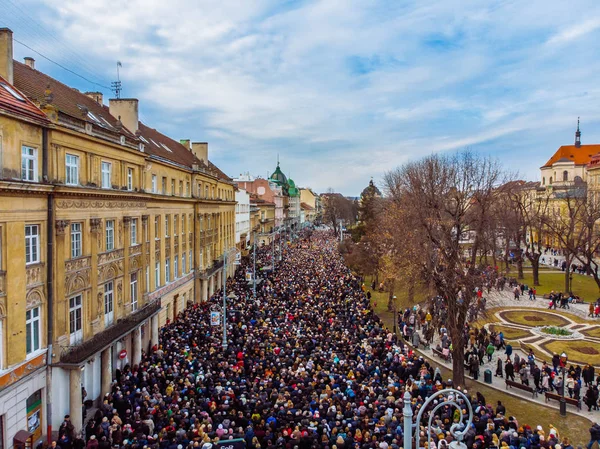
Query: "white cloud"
6 0 600 194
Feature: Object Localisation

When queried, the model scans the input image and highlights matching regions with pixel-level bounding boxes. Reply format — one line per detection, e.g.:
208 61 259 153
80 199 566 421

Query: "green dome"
269 163 288 186
288 178 300 197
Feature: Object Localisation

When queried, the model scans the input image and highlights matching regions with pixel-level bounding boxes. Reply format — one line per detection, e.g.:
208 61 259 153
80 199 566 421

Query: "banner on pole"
246 271 253 282
210 311 221 326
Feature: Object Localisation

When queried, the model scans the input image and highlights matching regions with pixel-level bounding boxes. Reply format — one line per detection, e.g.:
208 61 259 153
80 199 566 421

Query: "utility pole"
253 231 256 299
272 229 276 268
222 251 227 350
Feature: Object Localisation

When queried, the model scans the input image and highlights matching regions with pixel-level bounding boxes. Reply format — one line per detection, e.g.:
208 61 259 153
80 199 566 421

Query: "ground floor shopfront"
0 357 47 449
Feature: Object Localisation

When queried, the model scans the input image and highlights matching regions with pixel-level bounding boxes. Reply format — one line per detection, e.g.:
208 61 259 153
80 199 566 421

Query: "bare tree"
544 187 588 294
384 150 506 386
322 189 356 234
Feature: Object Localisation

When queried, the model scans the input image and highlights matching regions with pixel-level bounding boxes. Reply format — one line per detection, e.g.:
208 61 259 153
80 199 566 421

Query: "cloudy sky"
4 0 600 195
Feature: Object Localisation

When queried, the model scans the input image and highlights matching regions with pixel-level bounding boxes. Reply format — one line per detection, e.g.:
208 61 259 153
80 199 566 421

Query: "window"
182 215 186 235
26 307 40 354
542 177 545 186
130 272 138 311
190 250 193 272
549 176 553 184
25 224 39 265
145 266 149 292
182 254 186 274
152 175 157 193
21 146 37 182
0 81 26 101
127 168 133 190
104 281 114 326
179 180 183 196
154 216 159 239
101 161 112 188
205 185 209 198
69 295 83 344
105 220 114 251
174 215 179 235
563 170 568 182
186 182 190 197
71 223 82 258
165 258 171 283
65 154 79 185
130 218 137 245
155 261 160 288
171 179 175 195
174 255 179 279
162 177 167 194
165 215 170 237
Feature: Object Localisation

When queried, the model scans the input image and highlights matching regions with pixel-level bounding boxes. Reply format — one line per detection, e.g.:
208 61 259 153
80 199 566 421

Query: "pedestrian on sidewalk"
505 359 515 381
495 358 503 378
486 342 495 362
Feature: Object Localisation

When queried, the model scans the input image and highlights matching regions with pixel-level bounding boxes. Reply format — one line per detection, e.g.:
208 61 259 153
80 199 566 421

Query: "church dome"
361 179 382 198
269 163 288 186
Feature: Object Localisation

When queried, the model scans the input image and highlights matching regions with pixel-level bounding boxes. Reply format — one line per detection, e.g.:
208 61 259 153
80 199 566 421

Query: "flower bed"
540 326 572 336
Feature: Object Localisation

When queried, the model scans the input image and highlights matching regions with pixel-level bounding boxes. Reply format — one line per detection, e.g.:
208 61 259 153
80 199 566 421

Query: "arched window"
549 177 553 184
542 177 545 186
563 171 568 181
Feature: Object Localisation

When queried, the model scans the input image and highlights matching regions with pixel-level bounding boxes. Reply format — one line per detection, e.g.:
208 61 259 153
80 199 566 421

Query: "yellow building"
0 28 235 440
299 188 319 222
0 66 51 449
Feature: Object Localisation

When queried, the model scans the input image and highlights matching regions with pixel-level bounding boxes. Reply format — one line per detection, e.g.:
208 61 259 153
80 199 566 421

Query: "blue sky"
3 0 600 196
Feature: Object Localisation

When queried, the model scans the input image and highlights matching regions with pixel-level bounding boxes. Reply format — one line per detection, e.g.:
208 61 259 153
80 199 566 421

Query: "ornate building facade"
0 27 235 443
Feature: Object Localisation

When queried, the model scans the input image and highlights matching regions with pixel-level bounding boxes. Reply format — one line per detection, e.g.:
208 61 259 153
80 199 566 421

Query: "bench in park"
432 347 451 361
544 391 581 410
505 379 537 398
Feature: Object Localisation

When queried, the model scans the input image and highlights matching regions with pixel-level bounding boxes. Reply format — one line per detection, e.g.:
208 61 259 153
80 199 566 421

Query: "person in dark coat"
505 359 515 381
495 358 503 377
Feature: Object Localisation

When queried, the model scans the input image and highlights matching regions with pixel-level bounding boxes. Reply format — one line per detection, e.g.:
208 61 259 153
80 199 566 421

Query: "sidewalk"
410 288 598 420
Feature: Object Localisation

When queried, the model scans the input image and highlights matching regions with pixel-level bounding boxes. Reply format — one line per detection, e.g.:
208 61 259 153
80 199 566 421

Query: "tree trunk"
531 258 540 286
450 328 466 387
564 254 571 294
408 281 415 304
387 280 395 311
517 256 524 280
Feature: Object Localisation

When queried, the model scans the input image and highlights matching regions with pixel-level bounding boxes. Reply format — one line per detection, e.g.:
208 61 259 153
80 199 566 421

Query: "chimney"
109 98 139 134
180 139 191 150
85 91 103 104
191 142 208 163
0 28 14 84
24 57 35 69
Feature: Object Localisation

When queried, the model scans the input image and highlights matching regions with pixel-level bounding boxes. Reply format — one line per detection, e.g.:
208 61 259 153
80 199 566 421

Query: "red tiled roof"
542 144 600 168
12 61 133 136
0 74 49 125
138 122 206 170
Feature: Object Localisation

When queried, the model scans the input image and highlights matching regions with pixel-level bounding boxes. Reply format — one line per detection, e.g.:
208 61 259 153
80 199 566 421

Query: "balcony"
58 300 161 365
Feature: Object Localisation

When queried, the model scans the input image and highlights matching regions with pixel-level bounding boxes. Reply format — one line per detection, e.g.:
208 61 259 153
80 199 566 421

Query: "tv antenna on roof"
111 61 122 98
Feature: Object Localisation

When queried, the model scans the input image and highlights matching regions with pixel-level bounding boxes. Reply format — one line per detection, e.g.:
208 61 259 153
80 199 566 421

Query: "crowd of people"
52 230 597 449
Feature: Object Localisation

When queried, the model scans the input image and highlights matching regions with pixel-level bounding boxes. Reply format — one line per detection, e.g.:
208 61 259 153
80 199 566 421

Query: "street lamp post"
559 351 568 416
222 250 228 350
392 295 397 335
252 231 256 299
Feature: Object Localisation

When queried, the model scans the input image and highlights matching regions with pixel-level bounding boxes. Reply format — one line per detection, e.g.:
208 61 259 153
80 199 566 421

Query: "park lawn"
582 326 600 338
541 339 600 366
499 310 571 327
508 268 600 303
487 324 532 340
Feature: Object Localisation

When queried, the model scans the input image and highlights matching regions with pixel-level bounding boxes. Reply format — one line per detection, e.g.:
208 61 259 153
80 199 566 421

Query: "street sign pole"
222 250 227 350
253 232 256 299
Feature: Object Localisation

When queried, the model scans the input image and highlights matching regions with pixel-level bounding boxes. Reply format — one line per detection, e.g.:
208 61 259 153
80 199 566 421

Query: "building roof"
269 163 288 186
361 179 382 199
13 60 232 181
13 61 133 136
0 74 49 125
138 122 205 170
541 144 600 168
300 202 314 210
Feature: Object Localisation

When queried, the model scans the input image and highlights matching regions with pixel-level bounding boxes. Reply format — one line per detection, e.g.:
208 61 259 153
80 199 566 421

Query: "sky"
3 0 600 196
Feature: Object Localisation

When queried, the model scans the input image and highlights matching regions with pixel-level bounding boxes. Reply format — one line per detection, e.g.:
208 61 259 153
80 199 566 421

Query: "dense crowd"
52 231 596 449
